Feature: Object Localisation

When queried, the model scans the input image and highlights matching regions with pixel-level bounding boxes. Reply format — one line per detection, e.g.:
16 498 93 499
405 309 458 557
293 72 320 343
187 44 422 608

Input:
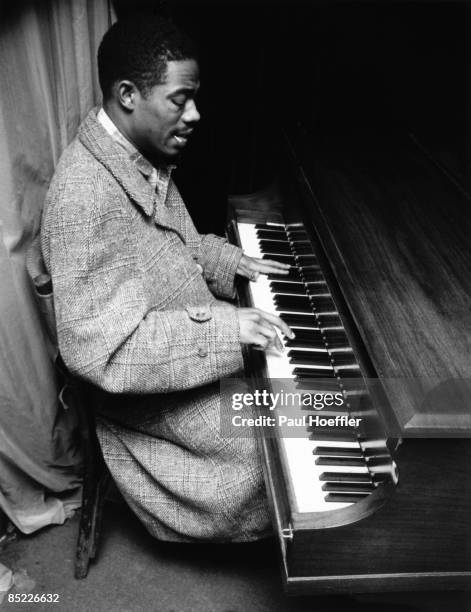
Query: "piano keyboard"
237 221 380 514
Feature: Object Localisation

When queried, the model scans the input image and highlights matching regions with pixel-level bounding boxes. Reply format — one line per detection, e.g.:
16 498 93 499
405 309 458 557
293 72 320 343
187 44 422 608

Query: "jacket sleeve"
168 181 243 299
41 173 243 395
196 234 243 300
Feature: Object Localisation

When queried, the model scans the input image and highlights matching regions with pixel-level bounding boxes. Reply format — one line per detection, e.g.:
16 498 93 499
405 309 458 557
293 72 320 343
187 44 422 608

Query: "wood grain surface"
288 129 471 433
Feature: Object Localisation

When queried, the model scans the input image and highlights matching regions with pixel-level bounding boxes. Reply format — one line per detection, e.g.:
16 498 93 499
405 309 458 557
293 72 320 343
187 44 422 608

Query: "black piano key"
286 338 326 349
324 493 370 503
256 230 288 240
287 230 309 240
315 456 366 467
336 368 363 378
262 254 295 265
324 330 348 340
365 456 392 468
270 281 307 295
370 473 391 483
301 267 323 281
342 390 368 405
292 243 313 255
363 448 391 458
306 277 327 283
310 296 337 312
296 254 318 265
287 327 323 338
314 446 363 457
288 351 332 366
324 331 350 348
289 236 310 243
280 313 317 327
322 482 375 493
275 295 311 309
331 353 357 367
317 314 343 326
259 239 292 254
320 472 372 483
294 368 335 379
290 239 310 246
285 328 323 342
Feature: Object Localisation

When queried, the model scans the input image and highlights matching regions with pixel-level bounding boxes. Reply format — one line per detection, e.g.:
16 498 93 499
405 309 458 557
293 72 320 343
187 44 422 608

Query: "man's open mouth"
173 131 193 145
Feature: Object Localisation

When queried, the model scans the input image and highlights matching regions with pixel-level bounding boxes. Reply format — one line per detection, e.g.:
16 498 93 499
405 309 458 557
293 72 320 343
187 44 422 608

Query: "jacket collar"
78 108 183 239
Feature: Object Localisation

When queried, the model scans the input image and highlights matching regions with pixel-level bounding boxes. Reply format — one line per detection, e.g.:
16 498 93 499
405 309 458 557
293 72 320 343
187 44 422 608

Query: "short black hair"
98 14 197 99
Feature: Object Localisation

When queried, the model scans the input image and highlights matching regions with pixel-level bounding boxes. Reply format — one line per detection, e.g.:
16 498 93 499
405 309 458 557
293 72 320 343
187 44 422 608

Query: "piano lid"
284 124 471 436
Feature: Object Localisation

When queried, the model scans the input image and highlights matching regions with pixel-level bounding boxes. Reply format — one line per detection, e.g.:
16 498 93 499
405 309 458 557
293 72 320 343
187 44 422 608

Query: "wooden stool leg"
72 376 111 580
75 459 110 578
89 469 111 559
75 457 98 578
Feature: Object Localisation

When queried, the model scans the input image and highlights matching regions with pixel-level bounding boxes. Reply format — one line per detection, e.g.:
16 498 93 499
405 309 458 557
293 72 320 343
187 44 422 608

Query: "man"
41 15 293 542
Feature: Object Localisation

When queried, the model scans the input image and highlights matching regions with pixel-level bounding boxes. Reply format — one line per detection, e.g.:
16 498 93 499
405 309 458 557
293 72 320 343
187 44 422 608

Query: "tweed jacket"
41 108 270 542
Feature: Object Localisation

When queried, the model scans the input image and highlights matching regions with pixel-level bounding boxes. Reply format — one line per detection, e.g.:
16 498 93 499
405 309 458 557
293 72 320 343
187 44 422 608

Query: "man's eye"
171 97 186 108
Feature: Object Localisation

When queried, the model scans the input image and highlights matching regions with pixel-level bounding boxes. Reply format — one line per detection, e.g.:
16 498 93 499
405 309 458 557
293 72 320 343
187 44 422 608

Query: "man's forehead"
162 59 200 90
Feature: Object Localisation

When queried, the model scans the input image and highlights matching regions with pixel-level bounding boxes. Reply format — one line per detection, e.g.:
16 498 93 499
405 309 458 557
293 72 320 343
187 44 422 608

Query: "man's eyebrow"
167 85 200 96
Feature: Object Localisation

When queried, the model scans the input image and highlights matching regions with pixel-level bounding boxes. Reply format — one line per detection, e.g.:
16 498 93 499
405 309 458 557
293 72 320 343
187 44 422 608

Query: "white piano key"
279 437 368 513
237 222 368 514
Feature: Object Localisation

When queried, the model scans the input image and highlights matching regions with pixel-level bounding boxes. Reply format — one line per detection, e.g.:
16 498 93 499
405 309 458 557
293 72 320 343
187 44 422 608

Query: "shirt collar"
97 108 175 198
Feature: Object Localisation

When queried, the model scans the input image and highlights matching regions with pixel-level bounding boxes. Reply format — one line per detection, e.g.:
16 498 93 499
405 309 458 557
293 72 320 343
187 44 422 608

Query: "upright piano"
229 131 471 593
225 3 471 594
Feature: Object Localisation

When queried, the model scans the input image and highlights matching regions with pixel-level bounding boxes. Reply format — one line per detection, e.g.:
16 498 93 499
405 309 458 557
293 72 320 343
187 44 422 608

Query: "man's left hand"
237 254 291 282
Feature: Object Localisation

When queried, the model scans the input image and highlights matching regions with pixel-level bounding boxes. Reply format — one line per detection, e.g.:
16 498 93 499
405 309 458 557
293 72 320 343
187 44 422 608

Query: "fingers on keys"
252 258 291 277
249 308 295 351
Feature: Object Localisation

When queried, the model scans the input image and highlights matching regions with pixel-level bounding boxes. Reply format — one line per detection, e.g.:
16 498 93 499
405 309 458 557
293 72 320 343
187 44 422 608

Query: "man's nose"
183 99 200 124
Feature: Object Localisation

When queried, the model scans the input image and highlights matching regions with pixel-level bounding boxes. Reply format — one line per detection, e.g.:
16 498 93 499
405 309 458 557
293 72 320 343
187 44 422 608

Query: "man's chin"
151 148 182 165
166 149 183 163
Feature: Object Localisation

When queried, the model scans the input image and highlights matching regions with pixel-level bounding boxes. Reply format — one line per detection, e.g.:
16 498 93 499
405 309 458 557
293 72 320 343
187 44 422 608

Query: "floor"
0 502 470 612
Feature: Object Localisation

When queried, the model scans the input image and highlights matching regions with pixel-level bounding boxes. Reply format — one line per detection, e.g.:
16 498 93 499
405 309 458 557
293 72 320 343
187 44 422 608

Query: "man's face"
131 59 200 162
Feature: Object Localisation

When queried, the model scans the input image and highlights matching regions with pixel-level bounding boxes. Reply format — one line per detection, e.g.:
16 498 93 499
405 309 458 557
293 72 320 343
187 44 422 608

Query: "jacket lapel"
78 109 184 240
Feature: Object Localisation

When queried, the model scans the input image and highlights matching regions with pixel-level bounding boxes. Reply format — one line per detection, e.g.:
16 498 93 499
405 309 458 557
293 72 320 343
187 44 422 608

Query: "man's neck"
101 102 170 169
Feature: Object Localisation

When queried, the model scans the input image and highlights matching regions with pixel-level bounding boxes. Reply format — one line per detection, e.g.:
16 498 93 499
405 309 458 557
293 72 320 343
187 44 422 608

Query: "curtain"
0 0 114 534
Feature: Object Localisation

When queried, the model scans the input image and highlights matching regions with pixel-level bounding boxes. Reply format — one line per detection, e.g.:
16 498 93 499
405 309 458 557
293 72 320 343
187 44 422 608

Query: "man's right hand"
237 308 295 352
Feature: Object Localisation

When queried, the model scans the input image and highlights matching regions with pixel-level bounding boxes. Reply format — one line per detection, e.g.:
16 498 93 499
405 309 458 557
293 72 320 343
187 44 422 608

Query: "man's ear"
116 80 138 111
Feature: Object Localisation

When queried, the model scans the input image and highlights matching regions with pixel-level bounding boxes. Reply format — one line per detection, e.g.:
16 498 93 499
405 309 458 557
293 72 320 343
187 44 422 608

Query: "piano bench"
59 365 112 580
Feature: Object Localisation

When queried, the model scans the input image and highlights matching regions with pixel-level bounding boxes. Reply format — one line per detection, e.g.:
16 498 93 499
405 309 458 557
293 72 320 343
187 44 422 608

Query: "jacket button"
198 347 208 358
